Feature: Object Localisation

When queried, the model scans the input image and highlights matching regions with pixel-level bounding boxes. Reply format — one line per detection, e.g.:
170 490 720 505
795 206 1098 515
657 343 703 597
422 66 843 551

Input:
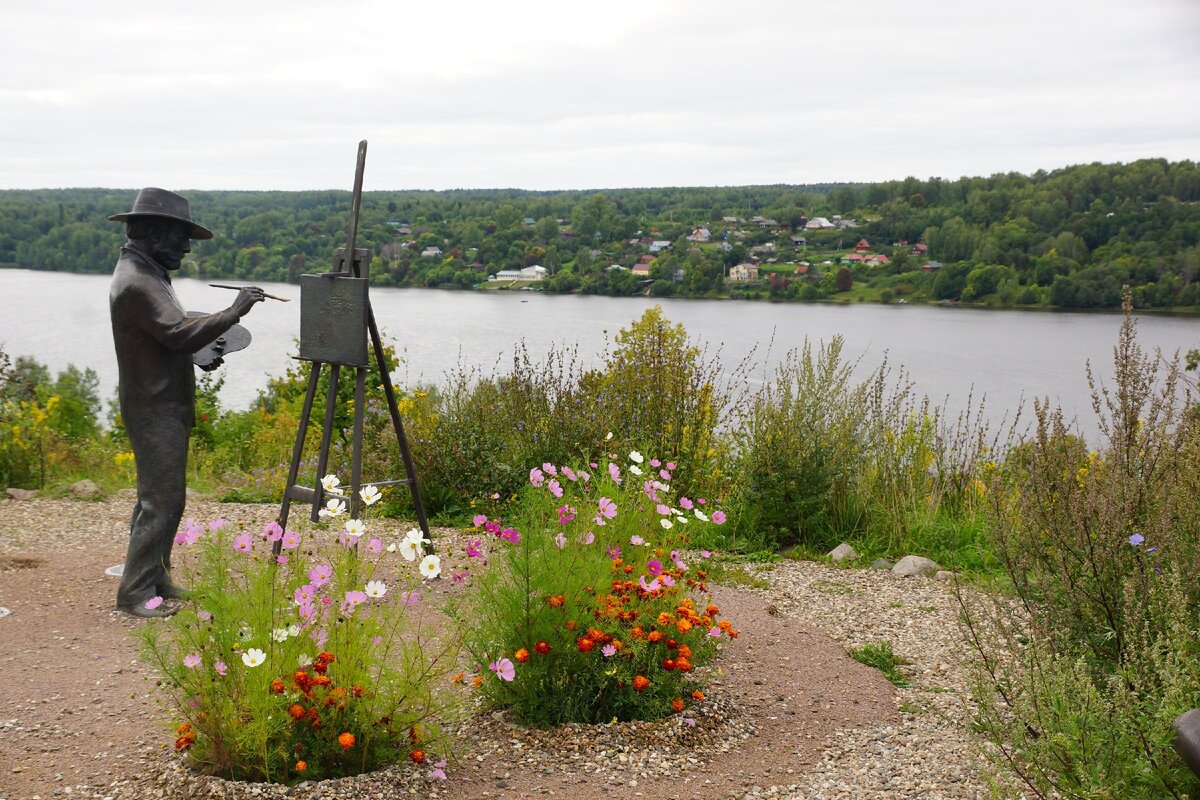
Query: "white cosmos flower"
365 580 387 598
321 474 341 491
693 509 709 522
605 431 613 441
344 518 366 538
271 627 290 642
242 648 266 668
287 624 301 637
628 465 643 476
419 554 442 579
629 451 644 464
660 518 673 529
404 527 430 545
399 539 421 562
385 542 398 553
360 485 382 505
318 498 347 519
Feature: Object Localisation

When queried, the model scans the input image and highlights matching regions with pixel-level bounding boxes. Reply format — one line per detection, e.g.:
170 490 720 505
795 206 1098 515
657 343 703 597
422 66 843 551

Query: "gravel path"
0 496 989 800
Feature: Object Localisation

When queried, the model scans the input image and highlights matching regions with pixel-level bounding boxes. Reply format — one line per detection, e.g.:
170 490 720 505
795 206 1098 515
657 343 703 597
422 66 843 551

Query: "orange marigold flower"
294 670 312 689
471 675 483 688
288 703 306 720
312 675 332 688
534 641 551 655
176 722 192 736
295 760 308 772
675 657 693 672
515 648 530 663
270 678 286 694
174 736 192 751
671 698 686 712
647 630 664 644
565 620 578 631
656 612 674 627
630 626 645 639
351 683 365 697
577 637 595 653
586 628 607 642
662 658 676 671
312 660 328 674
318 651 336 664
547 594 566 608
705 604 720 617
410 749 426 764
623 564 634 574
676 619 693 634
409 724 423 744
632 675 650 692
718 619 733 632
452 672 466 684
692 689 705 701
677 644 692 659
665 638 679 650
338 732 356 749
727 628 739 639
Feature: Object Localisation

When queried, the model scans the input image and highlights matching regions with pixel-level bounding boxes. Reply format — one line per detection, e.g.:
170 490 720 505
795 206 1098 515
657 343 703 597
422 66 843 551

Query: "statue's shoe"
117 598 182 619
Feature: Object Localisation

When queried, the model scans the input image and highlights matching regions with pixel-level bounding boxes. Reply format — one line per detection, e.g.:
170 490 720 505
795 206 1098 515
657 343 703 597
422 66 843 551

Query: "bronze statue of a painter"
109 188 264 618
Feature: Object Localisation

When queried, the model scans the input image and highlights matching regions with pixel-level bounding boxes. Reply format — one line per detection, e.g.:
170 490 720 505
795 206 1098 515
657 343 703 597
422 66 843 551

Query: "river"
2 268 1197 446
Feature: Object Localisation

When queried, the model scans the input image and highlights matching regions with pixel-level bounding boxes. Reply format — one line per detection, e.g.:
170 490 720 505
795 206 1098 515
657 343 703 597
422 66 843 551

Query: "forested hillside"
2 159 1198 310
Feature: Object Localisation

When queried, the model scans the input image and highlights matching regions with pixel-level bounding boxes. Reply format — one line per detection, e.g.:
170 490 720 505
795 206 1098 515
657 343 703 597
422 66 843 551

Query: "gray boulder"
828 542 859 562
6 488 37 501
891 555 941 578
869 558 894 571
69 479 103 500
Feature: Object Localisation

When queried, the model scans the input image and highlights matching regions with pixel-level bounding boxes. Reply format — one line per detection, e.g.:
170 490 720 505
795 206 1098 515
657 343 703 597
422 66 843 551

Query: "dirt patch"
0 498 897 800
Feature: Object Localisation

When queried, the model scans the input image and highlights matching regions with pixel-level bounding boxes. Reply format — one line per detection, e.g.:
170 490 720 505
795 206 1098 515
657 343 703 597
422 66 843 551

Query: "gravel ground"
0 495 990 800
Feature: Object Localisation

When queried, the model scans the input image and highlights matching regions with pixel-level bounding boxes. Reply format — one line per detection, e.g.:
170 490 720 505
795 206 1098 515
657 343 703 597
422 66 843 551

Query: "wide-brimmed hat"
108 187 214 240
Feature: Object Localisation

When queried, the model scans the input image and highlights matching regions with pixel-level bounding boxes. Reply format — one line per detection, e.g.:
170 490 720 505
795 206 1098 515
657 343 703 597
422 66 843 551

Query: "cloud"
1 0 1197 190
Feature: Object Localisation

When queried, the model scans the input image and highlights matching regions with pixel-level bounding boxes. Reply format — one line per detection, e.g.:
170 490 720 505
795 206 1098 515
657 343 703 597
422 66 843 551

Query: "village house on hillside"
805 217 835 230
687 227 711 242
729 263 759 281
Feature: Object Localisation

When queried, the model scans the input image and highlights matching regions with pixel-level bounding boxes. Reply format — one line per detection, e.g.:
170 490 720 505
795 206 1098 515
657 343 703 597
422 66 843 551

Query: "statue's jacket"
110 247 239 428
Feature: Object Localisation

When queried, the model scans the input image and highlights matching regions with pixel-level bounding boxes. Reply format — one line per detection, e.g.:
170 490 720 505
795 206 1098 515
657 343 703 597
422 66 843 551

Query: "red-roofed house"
853 238 871 253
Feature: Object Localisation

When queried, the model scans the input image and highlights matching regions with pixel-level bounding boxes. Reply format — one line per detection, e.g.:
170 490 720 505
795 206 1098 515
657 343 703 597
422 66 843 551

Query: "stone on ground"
891 555 941 578
828 542 859 562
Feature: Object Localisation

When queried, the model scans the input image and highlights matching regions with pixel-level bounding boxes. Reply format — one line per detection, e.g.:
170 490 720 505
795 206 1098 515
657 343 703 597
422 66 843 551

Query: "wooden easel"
274 141 430 550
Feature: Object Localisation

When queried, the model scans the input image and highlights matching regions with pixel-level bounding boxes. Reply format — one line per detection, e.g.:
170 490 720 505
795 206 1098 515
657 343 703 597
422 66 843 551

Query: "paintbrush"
209 284 291 302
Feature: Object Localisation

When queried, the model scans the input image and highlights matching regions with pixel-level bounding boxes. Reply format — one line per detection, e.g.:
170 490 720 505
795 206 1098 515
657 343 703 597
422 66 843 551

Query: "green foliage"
459 450 734 725
964 296 1200 798
848 641 910 688
4 158 1200 310
138 498 459 784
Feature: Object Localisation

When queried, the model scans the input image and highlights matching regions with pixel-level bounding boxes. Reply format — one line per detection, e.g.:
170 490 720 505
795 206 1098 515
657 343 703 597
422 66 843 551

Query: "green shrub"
965 297 1200 798
848 641 910 687
458 448 736 725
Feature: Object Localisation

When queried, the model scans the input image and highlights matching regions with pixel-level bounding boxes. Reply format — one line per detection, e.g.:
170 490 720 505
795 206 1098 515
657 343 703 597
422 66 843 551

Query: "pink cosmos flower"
659 469 672 481
679 497 694 510
262 521 284 542
473 514 488 527
295 584 316 605
232 533 253 553
700 550 712 558
542 462 557 475
707 626 722 637
630 535 645 546
366 537 384 554
650 458 661 467
298 602 317 621
312 628 329 648
601 644 617 657
485 519 501 534
562 466 577 481
451 570 470 585
489 657 515 682
209 518 231 532
671 550 687 570
557 505 576 524
697 497 707 505
281 530 302 549
309 564 332 586
145 596 164 610
711 510 727 525
660 574 676 587
343 590 368 609
647 559 664 576
548 479 563 498
430 760 448 781
183 654 201 669
666 462 676 471
640 575 662 592
529 468 545 487
554 533 567 549
500 528 521 544
466 539 484 558
579 531 595 545
276 555 288 565
597 496 618 520
608 462 622 484
605 545 621 559
655 503 671 516
399 591 421 607
683 717 696 727
214 661 227 676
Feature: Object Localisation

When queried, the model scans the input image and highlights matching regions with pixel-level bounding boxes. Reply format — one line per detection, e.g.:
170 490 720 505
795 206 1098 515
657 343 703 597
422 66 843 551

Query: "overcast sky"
2 0 1198 192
